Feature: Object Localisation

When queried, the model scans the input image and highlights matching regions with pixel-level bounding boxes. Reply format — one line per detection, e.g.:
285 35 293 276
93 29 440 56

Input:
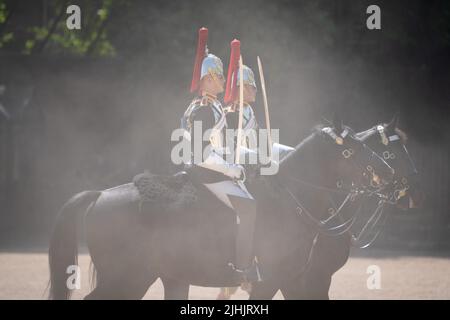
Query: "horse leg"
248 281 279 300
84 268 157 300
161 277 190 300
217 287 239 300
281 234 349 300
84 254 157 300
304 271 332 300
281 271 330 300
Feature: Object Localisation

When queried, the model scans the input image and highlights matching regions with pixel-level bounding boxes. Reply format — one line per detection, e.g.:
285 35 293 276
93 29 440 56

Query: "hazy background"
0 0 449 249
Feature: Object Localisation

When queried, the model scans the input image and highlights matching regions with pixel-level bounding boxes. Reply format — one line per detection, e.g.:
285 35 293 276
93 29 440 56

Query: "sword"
257 56 272 158
235 55 244 164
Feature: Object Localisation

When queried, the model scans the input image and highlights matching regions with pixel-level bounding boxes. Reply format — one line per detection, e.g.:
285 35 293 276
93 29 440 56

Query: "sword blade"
257 56 272 158
235 55 245 164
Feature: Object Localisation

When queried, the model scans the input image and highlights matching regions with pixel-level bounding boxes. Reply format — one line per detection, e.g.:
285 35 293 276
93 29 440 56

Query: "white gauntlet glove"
225 164 244 180
198 151 245 180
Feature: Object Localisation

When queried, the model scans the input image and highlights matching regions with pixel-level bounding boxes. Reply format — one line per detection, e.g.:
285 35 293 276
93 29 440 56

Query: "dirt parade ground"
0 249 448 300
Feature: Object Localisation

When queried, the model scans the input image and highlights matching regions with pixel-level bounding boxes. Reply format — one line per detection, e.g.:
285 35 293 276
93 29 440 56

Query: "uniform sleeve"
190 105 216 154
191 105 216 131
226 110 240 130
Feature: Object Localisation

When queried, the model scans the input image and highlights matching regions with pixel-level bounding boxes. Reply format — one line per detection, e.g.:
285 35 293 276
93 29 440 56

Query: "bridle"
277 127 395 248
355 124 419 206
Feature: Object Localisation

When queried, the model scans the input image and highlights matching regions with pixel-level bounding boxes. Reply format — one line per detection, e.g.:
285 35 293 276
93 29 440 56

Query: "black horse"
48 122 394 299
281 115 424 299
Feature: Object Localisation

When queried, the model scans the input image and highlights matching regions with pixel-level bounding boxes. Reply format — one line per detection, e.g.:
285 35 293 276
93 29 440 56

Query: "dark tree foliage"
0 0 448 62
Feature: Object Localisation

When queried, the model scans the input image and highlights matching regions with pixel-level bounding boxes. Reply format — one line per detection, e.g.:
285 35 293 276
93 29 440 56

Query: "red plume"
224 39 241 104
190 27 208 93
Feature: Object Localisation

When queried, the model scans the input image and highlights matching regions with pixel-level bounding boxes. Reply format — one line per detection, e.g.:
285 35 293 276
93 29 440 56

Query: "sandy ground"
0 250 449 300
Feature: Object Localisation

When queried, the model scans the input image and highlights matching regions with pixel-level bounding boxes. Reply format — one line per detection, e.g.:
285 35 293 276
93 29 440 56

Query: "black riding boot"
228 195 262 283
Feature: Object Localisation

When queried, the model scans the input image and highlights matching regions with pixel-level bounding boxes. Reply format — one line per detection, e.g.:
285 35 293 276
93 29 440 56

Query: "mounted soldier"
180 28 260 285
216 40 261 299
223 40 259 153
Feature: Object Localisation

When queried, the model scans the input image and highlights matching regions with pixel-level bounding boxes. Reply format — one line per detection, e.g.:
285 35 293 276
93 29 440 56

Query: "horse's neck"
280 132 327 181
275 132 341 220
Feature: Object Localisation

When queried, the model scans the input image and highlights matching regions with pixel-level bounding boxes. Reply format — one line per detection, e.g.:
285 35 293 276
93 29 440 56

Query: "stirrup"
228 261 263 283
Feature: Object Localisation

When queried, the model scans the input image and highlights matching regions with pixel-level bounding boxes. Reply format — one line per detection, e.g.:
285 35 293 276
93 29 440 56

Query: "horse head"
274 118 395 245
353 114 424 210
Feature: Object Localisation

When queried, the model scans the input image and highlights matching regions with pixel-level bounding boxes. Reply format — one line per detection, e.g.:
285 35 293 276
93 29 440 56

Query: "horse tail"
48 190 101 300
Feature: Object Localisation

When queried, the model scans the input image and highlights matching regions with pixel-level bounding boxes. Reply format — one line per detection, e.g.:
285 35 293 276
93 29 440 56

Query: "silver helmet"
200 53 224 80
237 65 257 89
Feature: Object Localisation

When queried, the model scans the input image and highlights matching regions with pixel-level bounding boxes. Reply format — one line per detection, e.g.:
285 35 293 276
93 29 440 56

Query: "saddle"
133 171 198 212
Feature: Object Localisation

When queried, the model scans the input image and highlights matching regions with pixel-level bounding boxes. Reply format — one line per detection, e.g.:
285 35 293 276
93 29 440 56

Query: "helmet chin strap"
201 72 224 98
201 91 217 99
200 80 220 99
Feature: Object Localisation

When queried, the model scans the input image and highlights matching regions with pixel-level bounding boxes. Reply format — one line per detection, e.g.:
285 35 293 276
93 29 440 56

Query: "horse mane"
294 125 326 152
278 126 323 169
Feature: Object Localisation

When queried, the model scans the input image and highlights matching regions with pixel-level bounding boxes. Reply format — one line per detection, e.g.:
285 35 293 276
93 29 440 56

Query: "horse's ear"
386 113 399 130
332 112 343 131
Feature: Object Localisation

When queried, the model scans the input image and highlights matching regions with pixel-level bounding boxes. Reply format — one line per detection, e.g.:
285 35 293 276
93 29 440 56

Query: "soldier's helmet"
224 39 257 104
200 53 224 80
237 65 257 89
190 27 224 93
